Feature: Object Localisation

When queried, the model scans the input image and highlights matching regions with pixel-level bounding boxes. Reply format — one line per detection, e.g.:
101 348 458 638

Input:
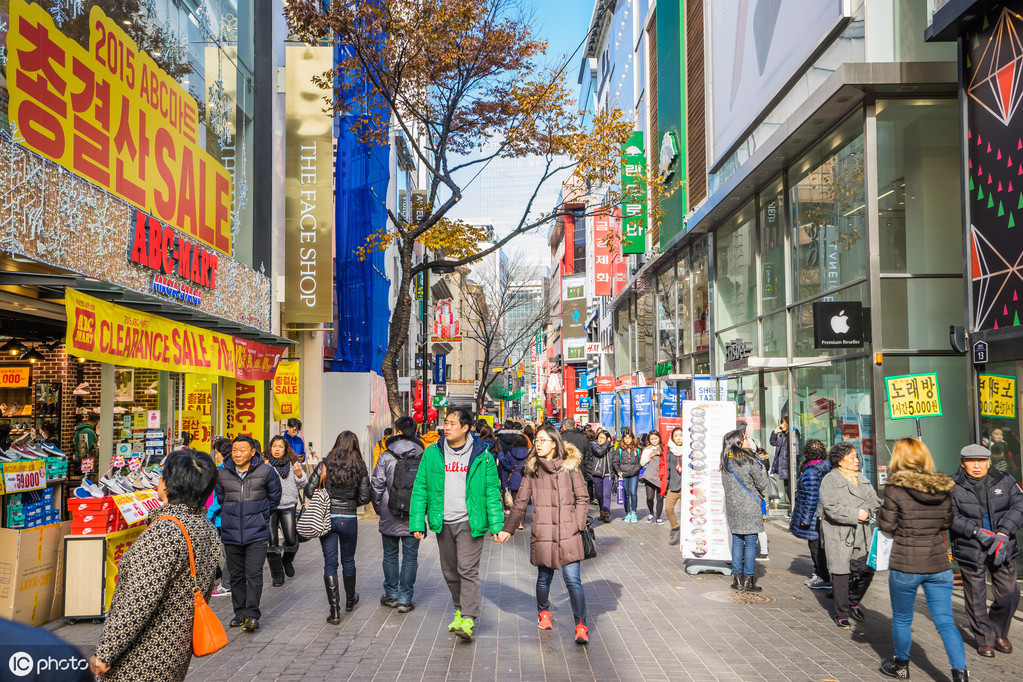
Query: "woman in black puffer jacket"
612 430 642 522
588 431 615 522
306 431 372 624
877 437 965 681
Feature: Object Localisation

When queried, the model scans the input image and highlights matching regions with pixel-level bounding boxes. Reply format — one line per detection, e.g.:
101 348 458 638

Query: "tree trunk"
382 242 415 421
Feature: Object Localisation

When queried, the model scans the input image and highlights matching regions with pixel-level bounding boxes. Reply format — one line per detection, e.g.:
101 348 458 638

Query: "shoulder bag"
297 469 331 540
729 462 767 515
157 516 228 657
581 518 597 560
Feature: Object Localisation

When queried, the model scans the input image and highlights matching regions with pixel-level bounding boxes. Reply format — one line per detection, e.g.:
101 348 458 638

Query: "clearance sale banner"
7 1 233 254
272 360 301 421
65 289 284 380
223 379 265 442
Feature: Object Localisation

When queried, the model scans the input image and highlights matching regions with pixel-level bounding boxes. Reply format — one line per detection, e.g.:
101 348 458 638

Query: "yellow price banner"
2 460 47 494
979 374 1017 419
885 373 942 420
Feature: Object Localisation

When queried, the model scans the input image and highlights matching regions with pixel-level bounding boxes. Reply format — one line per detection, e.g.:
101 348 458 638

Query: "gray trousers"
436 520 485 619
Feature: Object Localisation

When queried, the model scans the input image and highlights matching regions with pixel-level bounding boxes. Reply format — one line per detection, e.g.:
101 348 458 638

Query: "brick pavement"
53 510 1023 681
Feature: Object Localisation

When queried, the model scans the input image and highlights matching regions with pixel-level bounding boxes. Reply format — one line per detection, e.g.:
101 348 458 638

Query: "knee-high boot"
324 576 341 624
343 573 359 612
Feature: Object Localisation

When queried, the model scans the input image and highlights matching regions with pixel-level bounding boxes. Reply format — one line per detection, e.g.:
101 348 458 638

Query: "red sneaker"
574 624 589 644
537 610 553 630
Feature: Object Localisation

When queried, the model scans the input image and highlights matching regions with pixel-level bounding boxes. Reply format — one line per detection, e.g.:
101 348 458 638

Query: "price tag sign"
112 454 125 468
128 457 142 471
979 374 1017 419
135 489 161 513
3 460 47 494
80 458 95 473
885 373 942 420
113 492 148 525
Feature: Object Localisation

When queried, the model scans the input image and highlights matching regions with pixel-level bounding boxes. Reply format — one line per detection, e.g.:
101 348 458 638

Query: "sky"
442 0 596 266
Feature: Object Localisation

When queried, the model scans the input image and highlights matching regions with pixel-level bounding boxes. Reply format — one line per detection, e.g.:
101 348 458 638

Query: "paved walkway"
54 510 1023 681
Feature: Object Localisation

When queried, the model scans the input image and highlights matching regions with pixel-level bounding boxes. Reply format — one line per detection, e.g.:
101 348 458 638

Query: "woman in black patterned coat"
90 450 221 682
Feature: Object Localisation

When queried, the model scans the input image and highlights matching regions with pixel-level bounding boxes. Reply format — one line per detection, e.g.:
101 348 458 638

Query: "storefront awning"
64 289 287 381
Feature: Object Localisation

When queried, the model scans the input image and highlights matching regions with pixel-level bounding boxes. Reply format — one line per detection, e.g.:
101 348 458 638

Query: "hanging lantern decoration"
413 411 424 424
426 407 438 422
412 397 424 411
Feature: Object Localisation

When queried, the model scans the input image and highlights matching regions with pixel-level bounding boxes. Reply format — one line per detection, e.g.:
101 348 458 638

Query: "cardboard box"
68 497 115 513
0 522 69 625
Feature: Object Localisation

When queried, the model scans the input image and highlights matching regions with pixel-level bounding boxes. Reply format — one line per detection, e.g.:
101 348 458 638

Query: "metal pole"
422 254 430 427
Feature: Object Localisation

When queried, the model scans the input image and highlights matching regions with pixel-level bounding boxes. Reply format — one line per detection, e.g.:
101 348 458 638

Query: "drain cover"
702 590 775 605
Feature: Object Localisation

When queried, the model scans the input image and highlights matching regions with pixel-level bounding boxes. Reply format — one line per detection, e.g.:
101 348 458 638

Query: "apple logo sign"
830 311 850 335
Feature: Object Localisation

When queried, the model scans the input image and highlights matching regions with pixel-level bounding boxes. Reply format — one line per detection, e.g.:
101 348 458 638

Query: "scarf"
837 467 859 487
268 454 292 479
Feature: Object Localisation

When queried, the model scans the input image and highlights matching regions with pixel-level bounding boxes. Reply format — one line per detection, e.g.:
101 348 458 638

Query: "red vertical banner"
593 211 612 296
612 210 628 295
563 213 575 275
564 365 577 419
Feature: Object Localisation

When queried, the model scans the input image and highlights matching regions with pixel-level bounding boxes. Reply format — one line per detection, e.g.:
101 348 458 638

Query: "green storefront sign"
621 131 647 254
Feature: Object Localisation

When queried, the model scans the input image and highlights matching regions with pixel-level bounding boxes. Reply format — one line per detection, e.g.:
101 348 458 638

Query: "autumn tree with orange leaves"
285 0 646 419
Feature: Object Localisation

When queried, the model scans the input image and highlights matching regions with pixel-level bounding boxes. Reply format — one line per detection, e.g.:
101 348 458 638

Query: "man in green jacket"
410 408 503 641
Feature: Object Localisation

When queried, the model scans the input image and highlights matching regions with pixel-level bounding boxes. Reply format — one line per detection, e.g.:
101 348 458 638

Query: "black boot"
343 573 360 612
880 657 910 679
324 576 341 624
950 671 967 682
746 575 762 593
669 526 680 546
737 575 749 591
282 550 297 578
267 553 285 587
731 574 742 590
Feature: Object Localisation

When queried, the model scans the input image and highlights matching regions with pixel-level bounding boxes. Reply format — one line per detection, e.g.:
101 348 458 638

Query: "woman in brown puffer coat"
499 424 591 645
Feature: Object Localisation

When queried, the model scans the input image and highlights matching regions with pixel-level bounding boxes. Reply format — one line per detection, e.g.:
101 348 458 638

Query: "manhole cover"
702 590 775 605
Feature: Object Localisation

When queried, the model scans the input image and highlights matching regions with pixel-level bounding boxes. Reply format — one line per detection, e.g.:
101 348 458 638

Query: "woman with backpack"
588 430 616 523
612 430 642 522
497 434 530 530
265 436 307 586
640 431 667 524
497 425 591 645
306 431 372 624
721 429 767 592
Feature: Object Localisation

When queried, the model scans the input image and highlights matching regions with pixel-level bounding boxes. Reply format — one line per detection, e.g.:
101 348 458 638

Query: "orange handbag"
157 516 229 657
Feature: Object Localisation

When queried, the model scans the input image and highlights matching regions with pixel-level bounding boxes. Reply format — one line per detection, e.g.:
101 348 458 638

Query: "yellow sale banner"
224 378 266 442
2 460 46 494
104 525 148 611
7 1 233 254
182 374 215 453
273 360 300 421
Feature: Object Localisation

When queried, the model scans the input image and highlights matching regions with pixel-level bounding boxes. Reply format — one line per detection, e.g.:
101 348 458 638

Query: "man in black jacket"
950 443 1023 657
216 435 282 633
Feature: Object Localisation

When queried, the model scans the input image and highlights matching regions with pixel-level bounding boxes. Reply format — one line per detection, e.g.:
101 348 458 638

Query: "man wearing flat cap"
950 443 1023 657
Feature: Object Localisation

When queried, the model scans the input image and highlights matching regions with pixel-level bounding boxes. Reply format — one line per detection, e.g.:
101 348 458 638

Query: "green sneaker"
447 609 462 632
453 616 474 640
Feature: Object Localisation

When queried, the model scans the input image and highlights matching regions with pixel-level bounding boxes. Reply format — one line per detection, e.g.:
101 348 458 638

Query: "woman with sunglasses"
497 425 591 645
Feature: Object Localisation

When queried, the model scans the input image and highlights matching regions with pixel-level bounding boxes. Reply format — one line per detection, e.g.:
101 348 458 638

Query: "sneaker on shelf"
537 610 553 630
574 624 589 645
100 475 128 495
807 576 832 590
72 383 90 396
41 443 66 457
211 584 232 597
144 381 158 396
112 406 127 415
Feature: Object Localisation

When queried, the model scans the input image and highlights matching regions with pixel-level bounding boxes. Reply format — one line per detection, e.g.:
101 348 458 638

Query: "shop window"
760 180 787 311
573 215 587 274
655 267 678 365
789 117 866 302
676 254 692 356
792 283 867 358
635 291 655 377
761 312 787 358
876 100 962 274
692 239 710 351
714 203 757 329
614 303 632 377
880 279 966 350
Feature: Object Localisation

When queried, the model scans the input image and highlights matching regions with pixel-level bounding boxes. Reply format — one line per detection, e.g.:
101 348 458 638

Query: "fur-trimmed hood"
886 470 955 505
523 442 583 476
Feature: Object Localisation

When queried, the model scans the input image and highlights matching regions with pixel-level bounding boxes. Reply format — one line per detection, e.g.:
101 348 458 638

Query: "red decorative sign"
431 298 463 343
593 211 613 296
129 211 219 289
595 376 616 393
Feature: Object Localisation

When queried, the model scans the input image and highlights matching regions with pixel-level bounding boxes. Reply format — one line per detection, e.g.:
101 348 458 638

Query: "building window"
573 215 587 274
714 203 757 329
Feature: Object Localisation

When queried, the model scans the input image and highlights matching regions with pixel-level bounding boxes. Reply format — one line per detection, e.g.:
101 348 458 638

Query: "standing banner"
661 386 680 417
631 386 655 434
182 374 215 453
680 400 736 565
223 379 266 443
617 392 632 434
272 360 301 421
284 46 334 323
599 393 616 431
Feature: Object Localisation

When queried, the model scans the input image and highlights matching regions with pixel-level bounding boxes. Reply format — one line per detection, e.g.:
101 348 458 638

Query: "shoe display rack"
0 383 34 438
32 382 61 441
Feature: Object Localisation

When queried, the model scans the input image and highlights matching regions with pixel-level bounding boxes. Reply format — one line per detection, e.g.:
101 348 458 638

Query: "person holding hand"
497 424 591 645
409 409 503 642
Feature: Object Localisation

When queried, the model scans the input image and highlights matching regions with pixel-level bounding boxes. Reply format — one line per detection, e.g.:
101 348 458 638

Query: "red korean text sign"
593 211 613 296
7 1 233 255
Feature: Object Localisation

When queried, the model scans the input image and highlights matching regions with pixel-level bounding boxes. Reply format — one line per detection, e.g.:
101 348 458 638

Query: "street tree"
463 257 552 415
285 0 641 418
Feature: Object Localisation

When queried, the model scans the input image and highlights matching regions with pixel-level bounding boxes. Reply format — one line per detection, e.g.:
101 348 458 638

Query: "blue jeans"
320 516 358 577
622 476 639 515
889 569 966 670
381 534 420 604
731 533 757 576
536 561 587 626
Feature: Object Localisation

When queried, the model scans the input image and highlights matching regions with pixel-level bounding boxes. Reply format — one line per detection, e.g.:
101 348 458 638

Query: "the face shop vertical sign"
284 46 334 323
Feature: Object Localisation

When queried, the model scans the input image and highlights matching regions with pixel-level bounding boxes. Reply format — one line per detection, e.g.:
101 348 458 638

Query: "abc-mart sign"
127 210 220 307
